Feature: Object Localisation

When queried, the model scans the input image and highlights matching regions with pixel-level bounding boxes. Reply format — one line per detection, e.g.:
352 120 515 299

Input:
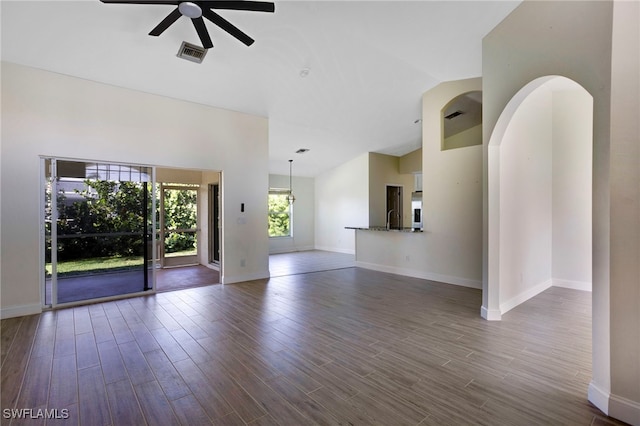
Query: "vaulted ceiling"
1 1 521 176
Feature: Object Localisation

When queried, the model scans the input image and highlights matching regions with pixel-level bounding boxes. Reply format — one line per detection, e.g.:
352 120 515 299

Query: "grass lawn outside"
47 249 196 276
47 256 144 277
165 248 197 258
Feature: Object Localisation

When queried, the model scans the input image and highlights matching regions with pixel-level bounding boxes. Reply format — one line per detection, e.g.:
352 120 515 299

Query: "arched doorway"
485 75 593 318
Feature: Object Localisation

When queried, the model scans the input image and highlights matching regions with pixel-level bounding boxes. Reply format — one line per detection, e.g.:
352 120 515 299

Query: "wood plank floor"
1 267 627 425
269 251 355 277
45 250 350 303
156 266 220 292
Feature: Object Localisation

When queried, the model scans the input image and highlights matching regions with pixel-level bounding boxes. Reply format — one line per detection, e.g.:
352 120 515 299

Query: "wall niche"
441 91 482 151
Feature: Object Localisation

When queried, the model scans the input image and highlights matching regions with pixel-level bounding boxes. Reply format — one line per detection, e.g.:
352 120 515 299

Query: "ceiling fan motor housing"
178 2 202 19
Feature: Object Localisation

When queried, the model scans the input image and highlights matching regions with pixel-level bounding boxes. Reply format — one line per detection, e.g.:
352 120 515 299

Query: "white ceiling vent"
177 41 207 64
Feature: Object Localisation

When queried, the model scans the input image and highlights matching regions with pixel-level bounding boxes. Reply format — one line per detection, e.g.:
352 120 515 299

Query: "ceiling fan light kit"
178 2 202 18
100 0 275 51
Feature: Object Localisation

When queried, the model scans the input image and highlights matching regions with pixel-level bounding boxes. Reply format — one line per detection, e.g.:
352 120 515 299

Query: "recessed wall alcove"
441 91 482 151
485 75 593 318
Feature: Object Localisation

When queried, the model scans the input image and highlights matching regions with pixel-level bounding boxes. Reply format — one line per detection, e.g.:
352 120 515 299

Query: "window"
268 189 292 237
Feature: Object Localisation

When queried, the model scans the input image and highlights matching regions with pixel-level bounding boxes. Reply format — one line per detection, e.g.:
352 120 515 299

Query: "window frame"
268 188 293 238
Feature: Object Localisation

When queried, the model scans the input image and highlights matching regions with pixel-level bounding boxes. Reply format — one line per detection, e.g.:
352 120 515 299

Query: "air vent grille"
444 110 464 120
177 41 207 63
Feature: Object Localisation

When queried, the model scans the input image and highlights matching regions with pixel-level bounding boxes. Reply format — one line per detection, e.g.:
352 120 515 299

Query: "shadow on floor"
46 265 220 303
46 251 354 304
156 265 220 292
269 250 355 277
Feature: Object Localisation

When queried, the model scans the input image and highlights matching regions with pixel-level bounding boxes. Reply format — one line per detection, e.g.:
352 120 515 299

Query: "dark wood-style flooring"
46 250 352 304
269 251 355 277
156 266 220 292
1 267 626 425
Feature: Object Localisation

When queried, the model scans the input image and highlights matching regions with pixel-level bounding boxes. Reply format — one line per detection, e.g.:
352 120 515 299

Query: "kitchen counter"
346 226 423 233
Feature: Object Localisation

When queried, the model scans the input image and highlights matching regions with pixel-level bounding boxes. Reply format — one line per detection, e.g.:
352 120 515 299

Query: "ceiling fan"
100 1 275 49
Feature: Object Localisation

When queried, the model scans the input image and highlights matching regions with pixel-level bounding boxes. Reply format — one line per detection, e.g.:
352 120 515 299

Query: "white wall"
398 148 422 174
496 80 593 315
355 78 483 289
268 174 315 254
552 89 593 289
499 86 553 310
419 78 484 287
609 0 640 419
483 0 640 422
315 153 369 254
157 168 203 184
0 62 269 318
443 124 482 151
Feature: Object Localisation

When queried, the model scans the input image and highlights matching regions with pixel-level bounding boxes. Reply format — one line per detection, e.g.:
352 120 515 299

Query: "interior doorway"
386 185 403 229
208 183 220 265
159 184 199 268
154 167 222 292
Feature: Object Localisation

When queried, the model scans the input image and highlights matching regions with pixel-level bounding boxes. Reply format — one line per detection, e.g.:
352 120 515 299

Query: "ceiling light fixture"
299 67 310 78
178 2 202 18
287 159 296 204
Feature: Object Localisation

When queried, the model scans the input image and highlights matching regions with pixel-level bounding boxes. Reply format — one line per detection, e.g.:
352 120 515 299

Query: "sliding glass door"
44 159 154 306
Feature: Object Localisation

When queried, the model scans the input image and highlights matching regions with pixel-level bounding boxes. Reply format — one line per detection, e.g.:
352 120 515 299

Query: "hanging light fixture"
286 159 296 204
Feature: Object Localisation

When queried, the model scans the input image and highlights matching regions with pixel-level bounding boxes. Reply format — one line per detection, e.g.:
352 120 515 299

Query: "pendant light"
286 159 296 204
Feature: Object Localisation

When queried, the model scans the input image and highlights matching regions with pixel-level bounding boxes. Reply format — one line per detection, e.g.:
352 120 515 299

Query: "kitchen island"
345 226 423 233
345 226 481 289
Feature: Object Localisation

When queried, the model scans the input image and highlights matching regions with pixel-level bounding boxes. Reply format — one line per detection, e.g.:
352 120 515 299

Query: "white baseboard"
269 245 315 255
589 381 640 425
314 246 356 255
221 271 269 284
204 263 220 271
297 245 316 252
0 303 42 319
481 305 502 321
500 279 553 315
355 261 482 289
609 392 640 425
588 381 610 416
552 278 592 292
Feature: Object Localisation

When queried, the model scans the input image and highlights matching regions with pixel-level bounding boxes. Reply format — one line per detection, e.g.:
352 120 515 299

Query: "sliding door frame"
40 156 158 309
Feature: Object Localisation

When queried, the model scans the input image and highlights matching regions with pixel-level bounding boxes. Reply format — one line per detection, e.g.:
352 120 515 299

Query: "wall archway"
484 75 593 319
481 1 639 420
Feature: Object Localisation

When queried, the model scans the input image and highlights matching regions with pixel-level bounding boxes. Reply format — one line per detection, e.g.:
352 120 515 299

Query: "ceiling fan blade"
202 1 275 13
100 1 180 4
192 17 214 49
149 7 182 36
202 9 254 46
